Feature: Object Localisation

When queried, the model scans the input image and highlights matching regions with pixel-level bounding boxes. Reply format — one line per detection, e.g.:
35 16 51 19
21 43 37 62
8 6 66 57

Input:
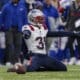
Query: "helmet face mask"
34 16 45 24
28 9 45 26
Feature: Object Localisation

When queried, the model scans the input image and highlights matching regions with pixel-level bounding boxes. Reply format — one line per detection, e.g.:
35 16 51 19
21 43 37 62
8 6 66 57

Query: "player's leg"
5 30 14 64
43 56 67 71
14 31 22 64
27 55 40 72
76 36 80 59
75 36 80 65
67 37 75 58
0 32 5 64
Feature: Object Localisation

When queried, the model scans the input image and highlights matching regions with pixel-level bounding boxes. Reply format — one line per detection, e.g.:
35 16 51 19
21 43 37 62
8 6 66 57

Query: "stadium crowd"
0 0 80 69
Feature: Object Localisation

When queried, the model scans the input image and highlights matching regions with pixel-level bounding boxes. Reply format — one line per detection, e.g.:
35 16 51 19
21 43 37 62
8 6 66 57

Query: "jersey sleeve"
22 25 31 39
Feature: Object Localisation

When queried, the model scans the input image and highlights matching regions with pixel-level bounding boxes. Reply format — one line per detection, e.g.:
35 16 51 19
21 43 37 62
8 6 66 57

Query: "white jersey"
22 24 48 55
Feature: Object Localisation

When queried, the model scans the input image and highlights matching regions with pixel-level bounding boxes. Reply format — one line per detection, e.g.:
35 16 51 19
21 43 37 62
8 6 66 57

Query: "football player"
7 9 67 74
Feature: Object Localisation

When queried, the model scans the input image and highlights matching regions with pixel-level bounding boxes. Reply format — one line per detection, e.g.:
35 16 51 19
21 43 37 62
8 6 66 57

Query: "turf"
0 65 80 80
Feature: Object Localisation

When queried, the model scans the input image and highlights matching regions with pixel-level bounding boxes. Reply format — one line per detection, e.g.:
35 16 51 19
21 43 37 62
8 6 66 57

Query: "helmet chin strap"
32 23 42 29
37 23 43 29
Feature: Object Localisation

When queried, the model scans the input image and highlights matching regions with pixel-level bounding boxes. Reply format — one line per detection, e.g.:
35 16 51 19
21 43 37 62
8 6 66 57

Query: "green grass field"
0 65 80 80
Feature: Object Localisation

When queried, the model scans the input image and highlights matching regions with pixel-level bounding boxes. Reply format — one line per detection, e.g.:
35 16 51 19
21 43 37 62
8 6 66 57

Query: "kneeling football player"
7 9 67 74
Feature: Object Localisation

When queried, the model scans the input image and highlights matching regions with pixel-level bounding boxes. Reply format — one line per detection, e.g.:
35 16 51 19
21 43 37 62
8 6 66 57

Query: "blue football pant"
27 54 67 72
